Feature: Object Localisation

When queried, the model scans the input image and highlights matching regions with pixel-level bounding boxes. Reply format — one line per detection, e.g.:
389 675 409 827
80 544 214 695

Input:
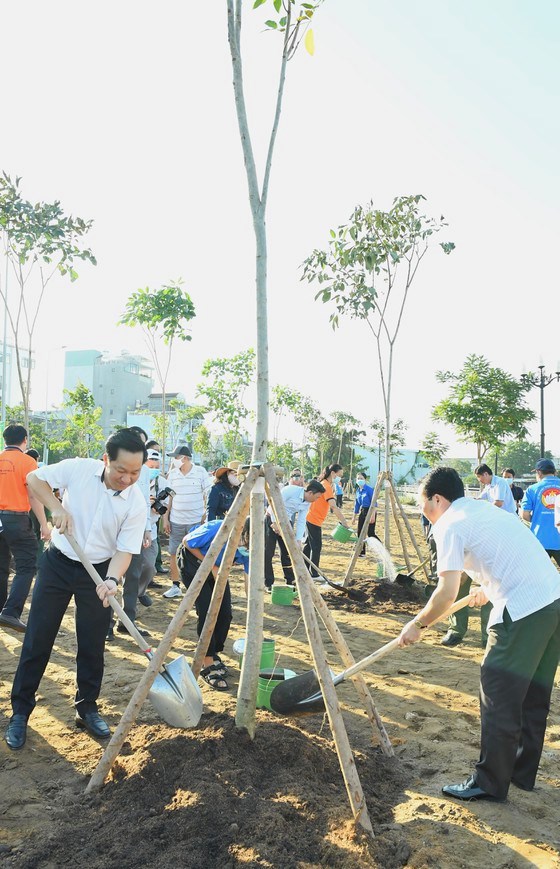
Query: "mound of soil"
11 714 409 869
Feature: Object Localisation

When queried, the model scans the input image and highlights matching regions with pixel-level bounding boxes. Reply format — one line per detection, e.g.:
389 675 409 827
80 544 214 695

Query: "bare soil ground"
0 508 559 868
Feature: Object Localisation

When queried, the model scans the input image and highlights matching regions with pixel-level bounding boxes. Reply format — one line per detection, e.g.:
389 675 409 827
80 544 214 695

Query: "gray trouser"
138 537 158 597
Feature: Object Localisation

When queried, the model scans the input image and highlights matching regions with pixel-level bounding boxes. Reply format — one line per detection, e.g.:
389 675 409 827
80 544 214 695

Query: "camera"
151 486 175 516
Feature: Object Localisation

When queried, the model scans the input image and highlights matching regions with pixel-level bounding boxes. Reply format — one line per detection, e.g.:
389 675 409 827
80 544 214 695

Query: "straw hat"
214 460 242 478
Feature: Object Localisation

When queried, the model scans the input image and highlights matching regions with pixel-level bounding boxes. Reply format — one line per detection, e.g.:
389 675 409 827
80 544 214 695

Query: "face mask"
149 467 160 480
335 476 341 483
227 473 240 487
356 478 366 487
172 458 183 469
505 478 513 486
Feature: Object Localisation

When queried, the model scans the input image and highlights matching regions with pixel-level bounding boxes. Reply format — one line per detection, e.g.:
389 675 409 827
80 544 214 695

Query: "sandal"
201 664 229 691
213 656 228 676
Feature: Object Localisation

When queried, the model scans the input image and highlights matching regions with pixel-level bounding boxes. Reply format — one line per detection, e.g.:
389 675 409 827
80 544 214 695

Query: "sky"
2 0 559 458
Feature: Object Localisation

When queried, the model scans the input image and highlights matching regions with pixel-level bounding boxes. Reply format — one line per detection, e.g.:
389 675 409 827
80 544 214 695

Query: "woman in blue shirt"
352 472 378 556
206 461 241 521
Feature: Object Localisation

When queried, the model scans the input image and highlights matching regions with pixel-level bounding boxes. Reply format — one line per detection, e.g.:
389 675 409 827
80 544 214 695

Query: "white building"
0 342 36 408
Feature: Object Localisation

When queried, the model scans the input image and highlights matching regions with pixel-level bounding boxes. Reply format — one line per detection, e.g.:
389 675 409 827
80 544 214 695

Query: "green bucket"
257 668 297 710
331 523 357 543
271 585 297 606
233 637 276 669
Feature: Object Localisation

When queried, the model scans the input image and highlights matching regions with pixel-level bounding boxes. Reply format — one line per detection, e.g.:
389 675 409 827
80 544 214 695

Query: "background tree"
49 383 104 458
303 194 454 547
432 354 535 464
419 430 448 468
149 398 205 455
196 349 255 460
488 439 553 477
4 404 47 456
369 418 407 474
119 280 196 464
446 458 474 478
0 172 96 427
227 0 322 733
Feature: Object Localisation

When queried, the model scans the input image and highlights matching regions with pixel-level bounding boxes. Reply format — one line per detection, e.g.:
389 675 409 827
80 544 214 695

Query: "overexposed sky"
2 0 559 457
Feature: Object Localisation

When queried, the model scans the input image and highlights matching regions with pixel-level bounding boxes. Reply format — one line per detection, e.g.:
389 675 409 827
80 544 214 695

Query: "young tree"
226 0 322 733
419 430 449 468
0 173 96 427
432 354 535 464
196 349 255 459
4 404 46 456
149 398 205 455
446 458 473 478
50 383 105 458
119 280 196 462
303 195 454 547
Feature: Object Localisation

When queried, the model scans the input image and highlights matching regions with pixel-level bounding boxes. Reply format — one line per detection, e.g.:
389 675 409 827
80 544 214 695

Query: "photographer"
136 450 173 606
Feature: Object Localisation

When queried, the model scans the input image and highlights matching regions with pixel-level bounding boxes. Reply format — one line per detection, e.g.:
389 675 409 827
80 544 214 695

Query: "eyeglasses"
292 474 302 479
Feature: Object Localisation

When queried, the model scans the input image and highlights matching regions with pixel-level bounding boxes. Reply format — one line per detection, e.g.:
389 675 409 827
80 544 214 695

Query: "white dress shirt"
35 458 147 563
431 496 560 628
479 475 517 514
267 485 311 541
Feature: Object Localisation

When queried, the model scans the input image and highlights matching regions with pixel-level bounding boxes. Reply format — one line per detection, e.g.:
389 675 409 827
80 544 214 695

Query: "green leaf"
273 0 282 10
265 19 277 28
253 0 267 7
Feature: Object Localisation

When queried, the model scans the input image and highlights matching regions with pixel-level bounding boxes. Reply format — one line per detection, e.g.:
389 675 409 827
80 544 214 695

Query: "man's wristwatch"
414 618 428 630
105 576 119 587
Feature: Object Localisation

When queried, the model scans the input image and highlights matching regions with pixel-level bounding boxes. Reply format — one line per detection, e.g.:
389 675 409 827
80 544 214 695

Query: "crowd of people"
0 422 558 808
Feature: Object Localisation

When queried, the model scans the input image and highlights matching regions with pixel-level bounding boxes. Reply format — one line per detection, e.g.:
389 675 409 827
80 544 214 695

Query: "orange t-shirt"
306 479 335 527
0 448 38 511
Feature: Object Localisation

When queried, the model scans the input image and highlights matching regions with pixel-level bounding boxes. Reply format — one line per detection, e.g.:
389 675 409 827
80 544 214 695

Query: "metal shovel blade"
148 655 203 729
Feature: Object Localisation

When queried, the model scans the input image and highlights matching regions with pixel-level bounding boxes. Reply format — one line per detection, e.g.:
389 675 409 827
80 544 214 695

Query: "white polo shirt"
167 463 212 525
431 496 560 628
35 458 147 563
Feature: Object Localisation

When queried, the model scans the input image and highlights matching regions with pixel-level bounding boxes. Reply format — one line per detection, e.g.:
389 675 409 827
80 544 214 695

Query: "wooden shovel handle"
64 533 153 656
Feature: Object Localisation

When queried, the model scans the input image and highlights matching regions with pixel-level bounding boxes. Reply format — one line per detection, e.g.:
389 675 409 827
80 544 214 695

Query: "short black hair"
146 439 160 449
127 425 148 443
502 468 515 477
3 424 27 446
26 448 40 461
474 463 493 477
420 467 464 503
306 480 326 495
105 429 147 462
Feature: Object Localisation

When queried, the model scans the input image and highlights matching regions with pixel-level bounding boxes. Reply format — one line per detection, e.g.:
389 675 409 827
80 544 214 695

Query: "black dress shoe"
5 714 28 750
138 593 153 607
442 775 501 801
0 613 27 633
441 630 464 647
116 621 150 637
148 579 163 588
75 711 111 739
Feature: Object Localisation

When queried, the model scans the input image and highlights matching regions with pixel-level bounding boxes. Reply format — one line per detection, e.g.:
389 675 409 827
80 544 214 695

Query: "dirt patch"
1 509 559 868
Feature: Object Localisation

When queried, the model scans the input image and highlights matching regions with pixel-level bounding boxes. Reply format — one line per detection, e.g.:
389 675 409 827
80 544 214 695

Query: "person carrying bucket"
303 464 349 577
177 518 250 691
352 472 379 557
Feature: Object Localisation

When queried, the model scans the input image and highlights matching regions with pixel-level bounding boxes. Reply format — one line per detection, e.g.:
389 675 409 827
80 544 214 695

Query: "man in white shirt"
398 467 560 802
162 445 212 599
475 463 517 513
265 480 325 590
5 429 147 751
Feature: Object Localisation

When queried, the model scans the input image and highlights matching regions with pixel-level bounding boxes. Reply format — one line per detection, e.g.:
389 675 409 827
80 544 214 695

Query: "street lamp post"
521 364 560 458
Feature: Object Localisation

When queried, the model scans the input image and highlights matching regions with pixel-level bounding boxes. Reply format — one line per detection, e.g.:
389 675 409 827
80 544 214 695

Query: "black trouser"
357 507 378 555
0 512 39 618
336 494 343 508
180 549 232 659
264 515 295 588
546 549 560 568
303 522 322 576
448 573 493 645
155 519 163 571
11 545 112 718
475 599 560 799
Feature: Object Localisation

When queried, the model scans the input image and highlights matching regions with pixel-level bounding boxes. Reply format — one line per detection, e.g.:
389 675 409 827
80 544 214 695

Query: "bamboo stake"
388 477 430 581
388 485 413 575
264 466 374 836
343 472 385 587
306 579 394 757
86 468 259 794
191 498 250 678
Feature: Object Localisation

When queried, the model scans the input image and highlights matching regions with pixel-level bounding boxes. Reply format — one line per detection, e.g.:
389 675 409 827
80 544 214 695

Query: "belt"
50 545 109 567
0 509 29 514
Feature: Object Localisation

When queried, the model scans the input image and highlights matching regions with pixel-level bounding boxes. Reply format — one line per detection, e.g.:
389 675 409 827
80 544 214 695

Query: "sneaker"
163 584 182 599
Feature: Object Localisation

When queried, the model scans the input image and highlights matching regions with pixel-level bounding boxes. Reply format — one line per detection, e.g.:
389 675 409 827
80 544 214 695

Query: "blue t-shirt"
354 484 376 515
185 519 250 572
521 476 560 550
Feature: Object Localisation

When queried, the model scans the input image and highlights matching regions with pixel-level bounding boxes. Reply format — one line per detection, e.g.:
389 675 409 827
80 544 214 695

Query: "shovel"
270 595 471 715
301 552 368 602
394 555 431 587
64 533 203 729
